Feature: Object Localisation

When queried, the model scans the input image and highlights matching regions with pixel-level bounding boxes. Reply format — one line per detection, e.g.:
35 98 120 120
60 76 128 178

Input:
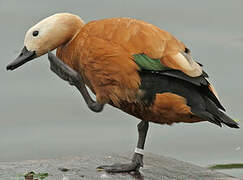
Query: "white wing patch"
169 52 203 77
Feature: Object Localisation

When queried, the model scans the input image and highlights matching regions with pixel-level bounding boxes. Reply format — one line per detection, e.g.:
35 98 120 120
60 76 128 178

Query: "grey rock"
0 153 238 180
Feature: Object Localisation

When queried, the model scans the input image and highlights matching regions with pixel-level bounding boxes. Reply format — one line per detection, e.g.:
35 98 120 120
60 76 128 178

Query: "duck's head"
6 13 84 71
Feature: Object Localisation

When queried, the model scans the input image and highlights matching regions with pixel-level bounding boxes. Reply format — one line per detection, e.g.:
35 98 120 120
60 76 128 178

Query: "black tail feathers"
192 98 239 129
217 110 239 128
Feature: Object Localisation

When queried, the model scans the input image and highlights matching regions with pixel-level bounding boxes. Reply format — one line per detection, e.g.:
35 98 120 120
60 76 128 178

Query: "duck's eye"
32 31 39 37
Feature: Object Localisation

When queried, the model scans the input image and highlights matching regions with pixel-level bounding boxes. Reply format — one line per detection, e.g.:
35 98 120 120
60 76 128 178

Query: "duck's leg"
47 51 104 112
97 120 149 173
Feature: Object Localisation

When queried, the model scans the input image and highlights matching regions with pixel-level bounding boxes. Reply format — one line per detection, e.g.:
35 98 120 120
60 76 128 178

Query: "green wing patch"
133 54 168 71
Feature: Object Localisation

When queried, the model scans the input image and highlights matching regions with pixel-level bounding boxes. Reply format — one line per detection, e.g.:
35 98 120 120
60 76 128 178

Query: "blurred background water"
0 0 243 178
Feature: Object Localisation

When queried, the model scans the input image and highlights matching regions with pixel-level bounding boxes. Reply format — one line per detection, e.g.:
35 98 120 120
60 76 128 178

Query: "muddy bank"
0 152 238 180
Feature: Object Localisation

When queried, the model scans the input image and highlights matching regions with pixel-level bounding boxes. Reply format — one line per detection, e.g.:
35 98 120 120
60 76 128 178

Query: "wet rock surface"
0 152 238 180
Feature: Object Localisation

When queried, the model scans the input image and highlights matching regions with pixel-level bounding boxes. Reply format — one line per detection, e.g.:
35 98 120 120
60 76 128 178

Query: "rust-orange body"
56 18 209 125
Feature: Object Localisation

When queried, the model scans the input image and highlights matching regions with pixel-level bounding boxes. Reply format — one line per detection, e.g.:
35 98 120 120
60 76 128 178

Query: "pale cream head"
24 13 84 56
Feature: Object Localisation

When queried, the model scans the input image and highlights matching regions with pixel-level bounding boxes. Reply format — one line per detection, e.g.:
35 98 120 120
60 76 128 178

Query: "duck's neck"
56 16 84 70
56 33 95 93
56 31 81 70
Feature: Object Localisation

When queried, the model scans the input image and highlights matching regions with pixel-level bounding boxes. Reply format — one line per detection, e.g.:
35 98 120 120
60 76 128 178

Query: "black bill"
6 46 36 71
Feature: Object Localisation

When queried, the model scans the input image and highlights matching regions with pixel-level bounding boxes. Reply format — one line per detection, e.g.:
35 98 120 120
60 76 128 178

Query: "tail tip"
226 122 240 129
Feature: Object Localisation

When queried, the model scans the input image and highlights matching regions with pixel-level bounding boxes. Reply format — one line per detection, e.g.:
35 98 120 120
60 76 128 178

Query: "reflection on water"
1 0 243 178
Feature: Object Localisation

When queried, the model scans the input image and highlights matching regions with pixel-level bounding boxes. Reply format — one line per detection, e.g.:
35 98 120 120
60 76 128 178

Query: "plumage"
133 54 168 71
136 70 237 127
132 54 224 110
7 13 239 173
54 16 238 128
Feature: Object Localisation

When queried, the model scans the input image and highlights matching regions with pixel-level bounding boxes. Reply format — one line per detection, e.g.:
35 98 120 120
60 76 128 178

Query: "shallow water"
1 0 243 178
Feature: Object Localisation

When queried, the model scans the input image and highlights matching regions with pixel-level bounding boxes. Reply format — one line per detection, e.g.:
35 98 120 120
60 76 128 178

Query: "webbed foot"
48 51 104 112
48 51 81 84
97 153 143 173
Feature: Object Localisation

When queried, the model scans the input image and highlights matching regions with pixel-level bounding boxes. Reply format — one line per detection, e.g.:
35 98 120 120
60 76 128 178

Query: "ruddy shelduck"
7 13 239 173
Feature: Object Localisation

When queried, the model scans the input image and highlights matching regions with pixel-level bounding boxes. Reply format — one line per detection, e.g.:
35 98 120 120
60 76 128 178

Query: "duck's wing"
82 18 222 109
138 71 239 128
133 53 225 111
